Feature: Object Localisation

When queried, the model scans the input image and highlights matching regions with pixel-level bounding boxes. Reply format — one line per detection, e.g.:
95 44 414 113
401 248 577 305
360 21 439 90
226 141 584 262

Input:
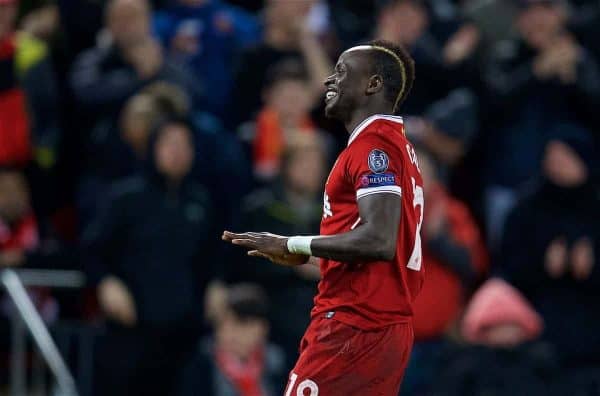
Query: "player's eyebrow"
336 57 347 70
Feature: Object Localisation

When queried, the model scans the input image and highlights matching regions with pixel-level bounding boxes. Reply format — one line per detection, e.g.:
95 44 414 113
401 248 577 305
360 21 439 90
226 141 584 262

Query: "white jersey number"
407 177 424 271
323 192 333 218
285 373 319 396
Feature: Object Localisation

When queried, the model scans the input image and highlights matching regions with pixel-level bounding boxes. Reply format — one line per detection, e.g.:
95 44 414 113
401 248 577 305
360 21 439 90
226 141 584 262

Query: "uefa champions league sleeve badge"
368 149 389 174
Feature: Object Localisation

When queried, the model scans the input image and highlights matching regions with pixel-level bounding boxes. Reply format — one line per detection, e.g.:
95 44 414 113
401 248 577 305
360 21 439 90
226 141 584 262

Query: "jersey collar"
347 114 404 146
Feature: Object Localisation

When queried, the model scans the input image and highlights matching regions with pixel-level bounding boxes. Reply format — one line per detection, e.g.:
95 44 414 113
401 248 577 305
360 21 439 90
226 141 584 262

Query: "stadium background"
0 0 599 394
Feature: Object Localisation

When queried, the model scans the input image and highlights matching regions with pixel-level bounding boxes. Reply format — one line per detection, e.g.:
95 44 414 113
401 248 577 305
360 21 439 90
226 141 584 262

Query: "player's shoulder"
349 114 408 149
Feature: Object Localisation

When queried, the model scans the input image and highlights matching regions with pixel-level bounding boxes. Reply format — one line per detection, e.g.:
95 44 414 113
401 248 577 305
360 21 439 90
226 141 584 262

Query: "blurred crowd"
0 0 599 395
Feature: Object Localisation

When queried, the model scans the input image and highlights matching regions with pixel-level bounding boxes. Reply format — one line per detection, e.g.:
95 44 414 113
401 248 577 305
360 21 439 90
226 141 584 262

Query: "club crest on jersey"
368 149 389 173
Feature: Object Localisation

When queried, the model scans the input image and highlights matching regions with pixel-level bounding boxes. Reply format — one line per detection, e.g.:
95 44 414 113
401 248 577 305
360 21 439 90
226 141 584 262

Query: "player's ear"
366 75 384 95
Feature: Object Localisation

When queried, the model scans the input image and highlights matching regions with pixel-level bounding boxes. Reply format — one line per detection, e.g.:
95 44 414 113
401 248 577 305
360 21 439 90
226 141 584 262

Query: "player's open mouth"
325 89 338 104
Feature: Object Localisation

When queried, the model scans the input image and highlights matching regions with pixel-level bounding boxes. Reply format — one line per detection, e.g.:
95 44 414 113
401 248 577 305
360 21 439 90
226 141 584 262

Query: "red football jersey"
312 114 425 330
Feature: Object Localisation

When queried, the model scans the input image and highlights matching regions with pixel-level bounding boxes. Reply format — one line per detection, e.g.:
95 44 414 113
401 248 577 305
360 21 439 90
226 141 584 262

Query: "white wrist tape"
287 236 314 256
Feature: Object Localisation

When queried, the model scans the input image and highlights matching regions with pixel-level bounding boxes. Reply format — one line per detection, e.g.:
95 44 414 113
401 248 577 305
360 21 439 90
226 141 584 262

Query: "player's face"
324 52 371 122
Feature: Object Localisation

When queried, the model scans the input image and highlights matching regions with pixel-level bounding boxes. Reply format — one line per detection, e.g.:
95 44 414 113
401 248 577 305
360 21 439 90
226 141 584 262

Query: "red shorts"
284 315 414 396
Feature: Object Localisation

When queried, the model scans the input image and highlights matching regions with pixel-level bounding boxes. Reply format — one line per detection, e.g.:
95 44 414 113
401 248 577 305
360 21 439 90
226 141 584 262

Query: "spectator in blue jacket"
153 0 261 116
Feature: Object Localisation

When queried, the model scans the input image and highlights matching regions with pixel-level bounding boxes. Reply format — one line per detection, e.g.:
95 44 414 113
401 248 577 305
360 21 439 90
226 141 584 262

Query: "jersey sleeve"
345 134 404 200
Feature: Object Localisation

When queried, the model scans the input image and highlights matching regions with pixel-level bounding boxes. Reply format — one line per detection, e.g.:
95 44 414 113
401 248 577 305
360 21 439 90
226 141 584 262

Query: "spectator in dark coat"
231 133 324 370
482 0 600 247
83 117 217 396
74 80 185 225
77 80 250 231
69 0 204 228
500 130 600 369
569 0 600 60
404 88 479 171
178 284 286 396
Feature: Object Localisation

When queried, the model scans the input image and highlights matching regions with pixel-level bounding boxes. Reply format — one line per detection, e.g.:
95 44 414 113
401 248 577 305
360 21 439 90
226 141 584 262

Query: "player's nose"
324 74 335 87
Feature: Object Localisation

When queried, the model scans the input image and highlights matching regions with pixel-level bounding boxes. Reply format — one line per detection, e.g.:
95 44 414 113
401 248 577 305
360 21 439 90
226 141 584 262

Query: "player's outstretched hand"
247 249 309 267
222 231 309 266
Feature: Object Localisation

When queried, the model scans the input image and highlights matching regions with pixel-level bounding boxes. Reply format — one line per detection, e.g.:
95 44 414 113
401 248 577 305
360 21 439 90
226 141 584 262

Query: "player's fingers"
222 234 245 244
222 231 238 241
223 231 249 240
231 239 259 249
247 232 270 238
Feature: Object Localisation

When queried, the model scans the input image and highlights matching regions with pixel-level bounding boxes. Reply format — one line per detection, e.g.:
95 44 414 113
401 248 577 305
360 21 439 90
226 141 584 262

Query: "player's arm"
223 136 405 265
310 193 400 262
222 193 400 265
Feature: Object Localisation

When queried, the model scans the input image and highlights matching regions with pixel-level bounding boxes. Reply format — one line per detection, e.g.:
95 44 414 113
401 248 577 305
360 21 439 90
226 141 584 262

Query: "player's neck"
345 106 393 135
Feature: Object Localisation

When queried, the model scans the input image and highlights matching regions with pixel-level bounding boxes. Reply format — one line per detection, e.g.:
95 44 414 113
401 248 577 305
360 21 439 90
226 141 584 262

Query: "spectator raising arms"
500 131 600 368
70 0 202 124
482 0 600 247
440 130 600 396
